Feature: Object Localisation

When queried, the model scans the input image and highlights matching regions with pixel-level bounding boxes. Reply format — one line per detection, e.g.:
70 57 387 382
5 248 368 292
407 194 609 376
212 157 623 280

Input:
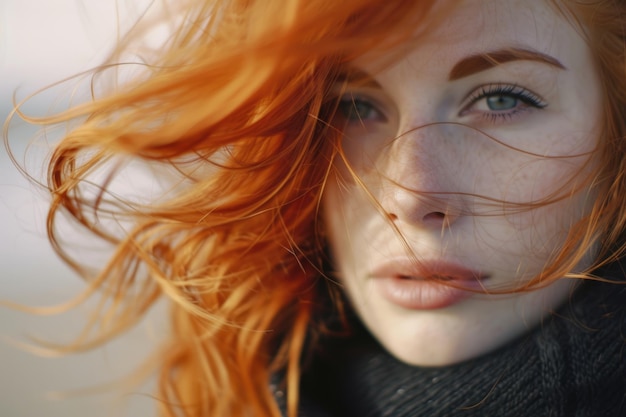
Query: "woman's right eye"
337 96 386 124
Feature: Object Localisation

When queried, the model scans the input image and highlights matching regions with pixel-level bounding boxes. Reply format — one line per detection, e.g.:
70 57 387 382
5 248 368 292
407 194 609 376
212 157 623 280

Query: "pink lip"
370 259 489 310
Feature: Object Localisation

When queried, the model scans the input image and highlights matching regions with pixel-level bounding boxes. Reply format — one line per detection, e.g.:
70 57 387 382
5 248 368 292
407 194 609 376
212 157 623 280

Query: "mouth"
372 259 489 282
398 274 455 281
369 259 490 310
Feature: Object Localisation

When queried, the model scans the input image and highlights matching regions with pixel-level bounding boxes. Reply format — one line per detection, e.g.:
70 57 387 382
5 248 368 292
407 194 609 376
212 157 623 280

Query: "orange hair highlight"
7 1 438 416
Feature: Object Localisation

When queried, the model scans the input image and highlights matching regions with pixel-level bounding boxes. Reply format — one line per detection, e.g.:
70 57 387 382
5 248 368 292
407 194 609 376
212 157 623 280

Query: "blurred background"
1 1 168 416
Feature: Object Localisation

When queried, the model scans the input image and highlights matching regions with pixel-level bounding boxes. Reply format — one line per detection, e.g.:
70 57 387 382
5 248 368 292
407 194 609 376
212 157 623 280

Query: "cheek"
472 141 596 207
322 171 385 278
322 175 354 256
478 173 598 277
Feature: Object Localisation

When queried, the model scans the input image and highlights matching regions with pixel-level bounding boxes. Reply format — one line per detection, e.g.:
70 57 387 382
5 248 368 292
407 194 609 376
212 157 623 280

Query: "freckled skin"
323 0 602 366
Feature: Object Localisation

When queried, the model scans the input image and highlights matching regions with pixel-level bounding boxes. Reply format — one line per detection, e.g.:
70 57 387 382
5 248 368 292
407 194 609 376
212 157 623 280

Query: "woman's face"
323 0 602 366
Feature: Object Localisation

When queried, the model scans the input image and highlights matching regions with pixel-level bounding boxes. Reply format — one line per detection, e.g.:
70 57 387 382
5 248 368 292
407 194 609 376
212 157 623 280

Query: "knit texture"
289 264 626 417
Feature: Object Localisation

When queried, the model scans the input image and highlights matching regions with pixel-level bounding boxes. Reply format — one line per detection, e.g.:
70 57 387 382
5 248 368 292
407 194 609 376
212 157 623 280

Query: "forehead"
357 0 584 76
429 0 564 43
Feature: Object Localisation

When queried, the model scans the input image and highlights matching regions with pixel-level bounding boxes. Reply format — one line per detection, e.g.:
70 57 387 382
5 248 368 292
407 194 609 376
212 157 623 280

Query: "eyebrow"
448 48 566 81
337 69 382 89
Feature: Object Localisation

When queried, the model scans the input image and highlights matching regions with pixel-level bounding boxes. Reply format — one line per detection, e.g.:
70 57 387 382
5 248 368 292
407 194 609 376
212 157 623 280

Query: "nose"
379 129 464 230
382 186 462 229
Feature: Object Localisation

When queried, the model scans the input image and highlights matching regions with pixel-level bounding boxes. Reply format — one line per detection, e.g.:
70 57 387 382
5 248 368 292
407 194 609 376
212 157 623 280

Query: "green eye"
486 95 518 111
338 97 384 122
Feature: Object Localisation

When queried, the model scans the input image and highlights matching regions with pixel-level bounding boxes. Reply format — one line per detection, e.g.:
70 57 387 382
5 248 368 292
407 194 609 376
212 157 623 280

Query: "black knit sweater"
281 264 626 417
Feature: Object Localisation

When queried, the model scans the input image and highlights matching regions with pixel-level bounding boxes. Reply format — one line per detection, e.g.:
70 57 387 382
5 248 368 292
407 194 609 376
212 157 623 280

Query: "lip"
369 258 489 310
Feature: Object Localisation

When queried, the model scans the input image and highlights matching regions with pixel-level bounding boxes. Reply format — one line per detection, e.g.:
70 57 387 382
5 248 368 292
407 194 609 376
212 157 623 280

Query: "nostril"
423 212 446 222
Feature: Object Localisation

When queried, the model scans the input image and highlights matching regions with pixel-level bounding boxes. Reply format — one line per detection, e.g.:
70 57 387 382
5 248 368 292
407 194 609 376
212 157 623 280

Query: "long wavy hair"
6 0 626 416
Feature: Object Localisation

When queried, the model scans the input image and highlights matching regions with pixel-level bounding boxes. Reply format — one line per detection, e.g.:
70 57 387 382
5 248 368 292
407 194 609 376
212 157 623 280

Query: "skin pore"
322 0 602 366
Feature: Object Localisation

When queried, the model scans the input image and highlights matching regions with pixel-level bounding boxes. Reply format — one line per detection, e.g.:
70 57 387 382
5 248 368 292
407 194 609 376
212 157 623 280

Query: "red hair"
6 0 626 416
8 1 437 416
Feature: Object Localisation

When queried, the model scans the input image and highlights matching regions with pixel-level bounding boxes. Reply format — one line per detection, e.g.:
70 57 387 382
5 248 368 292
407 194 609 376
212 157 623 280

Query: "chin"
366 313 525 368
384 340 487 367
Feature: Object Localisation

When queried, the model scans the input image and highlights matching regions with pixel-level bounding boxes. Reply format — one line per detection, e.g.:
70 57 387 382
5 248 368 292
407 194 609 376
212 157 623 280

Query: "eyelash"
460 83 547 123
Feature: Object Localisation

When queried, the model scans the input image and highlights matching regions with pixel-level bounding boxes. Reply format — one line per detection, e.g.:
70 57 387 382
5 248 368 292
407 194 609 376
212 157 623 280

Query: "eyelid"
337 86 385 104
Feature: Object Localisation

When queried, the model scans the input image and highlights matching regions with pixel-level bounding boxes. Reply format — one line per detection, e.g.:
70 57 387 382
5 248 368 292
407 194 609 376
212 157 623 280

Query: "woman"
9 0 626 416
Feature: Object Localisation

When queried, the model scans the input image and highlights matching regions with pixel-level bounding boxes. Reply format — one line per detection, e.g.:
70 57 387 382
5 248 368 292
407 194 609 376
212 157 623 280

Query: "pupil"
350 101 371 120
487 95 517 111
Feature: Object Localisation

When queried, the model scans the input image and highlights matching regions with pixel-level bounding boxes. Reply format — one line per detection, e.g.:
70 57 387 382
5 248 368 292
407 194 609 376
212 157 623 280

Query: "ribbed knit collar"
294 264 626 417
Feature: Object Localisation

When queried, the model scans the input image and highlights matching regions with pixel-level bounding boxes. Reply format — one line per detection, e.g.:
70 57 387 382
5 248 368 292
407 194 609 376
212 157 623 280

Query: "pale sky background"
1 1 169 416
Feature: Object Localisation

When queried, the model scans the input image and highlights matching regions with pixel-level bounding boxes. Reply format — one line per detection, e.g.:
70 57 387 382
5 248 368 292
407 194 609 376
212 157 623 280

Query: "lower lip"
373 277 480 310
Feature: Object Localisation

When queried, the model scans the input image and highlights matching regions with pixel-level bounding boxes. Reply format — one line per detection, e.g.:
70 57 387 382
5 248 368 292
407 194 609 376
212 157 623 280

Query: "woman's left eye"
337 95 387 124
460 83 547 122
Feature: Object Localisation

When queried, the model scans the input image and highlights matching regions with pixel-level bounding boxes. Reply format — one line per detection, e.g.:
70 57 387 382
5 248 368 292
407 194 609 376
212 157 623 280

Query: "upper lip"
369 258 489 281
